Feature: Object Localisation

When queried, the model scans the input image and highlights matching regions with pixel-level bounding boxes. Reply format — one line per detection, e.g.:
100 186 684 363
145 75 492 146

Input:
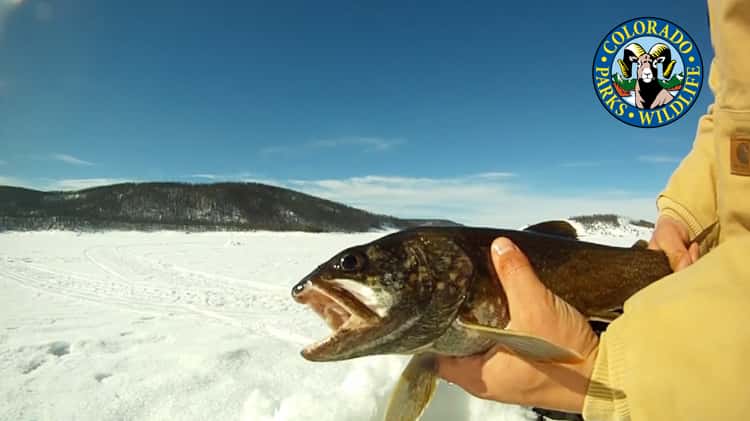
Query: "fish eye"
338 253 366 272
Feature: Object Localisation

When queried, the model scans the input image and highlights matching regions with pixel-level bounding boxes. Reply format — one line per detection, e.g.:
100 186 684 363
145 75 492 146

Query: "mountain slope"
0 182 446 232
568 214 654 247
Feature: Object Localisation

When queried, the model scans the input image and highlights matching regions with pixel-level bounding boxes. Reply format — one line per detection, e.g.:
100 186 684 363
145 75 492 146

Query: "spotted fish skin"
293 223 672 421
292 224 672 361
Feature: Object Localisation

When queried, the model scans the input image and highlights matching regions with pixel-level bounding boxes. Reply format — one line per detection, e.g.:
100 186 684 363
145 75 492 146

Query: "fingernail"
492 238 516 256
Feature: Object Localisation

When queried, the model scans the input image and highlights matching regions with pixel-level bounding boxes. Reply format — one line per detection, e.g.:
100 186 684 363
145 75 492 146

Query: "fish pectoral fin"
384 354 438 421
456 319 583 363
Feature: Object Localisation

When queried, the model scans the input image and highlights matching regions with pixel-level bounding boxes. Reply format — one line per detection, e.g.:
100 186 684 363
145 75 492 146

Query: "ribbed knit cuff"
582 329 631 421
656 195 704 240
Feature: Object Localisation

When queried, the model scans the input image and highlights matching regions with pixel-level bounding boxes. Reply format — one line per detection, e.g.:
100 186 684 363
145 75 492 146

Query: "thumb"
665 246 690 272
491 237 550 312
674 250 693 271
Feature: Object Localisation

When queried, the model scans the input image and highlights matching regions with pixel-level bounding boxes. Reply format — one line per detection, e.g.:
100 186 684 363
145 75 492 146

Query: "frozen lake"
0 229 646 421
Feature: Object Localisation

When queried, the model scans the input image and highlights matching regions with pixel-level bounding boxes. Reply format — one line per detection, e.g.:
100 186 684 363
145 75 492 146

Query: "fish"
291 221 671 421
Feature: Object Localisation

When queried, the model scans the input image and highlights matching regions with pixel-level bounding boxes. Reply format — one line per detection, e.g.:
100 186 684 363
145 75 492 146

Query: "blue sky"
0 0 714 226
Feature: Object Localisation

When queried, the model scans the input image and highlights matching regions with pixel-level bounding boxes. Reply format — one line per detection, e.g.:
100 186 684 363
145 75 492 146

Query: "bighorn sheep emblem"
617 43 677 109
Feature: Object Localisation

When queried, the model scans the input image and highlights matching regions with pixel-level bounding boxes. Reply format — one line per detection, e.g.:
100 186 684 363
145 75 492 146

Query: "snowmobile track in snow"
1 241 293 331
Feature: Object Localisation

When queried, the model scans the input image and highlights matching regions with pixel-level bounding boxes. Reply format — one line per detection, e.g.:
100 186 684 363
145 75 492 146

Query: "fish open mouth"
293 278 382 360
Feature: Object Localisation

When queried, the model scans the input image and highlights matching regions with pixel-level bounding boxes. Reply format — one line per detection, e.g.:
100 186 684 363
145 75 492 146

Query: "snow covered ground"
0 223 651 421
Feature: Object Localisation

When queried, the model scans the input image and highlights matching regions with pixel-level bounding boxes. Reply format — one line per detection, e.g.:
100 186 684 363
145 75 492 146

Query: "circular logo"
592 17 703 128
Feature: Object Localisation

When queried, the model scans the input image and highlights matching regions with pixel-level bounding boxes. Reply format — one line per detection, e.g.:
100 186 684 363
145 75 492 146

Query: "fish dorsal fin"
524 220 578 240
631 239 649 249
384 354 438 421
456 318 583 363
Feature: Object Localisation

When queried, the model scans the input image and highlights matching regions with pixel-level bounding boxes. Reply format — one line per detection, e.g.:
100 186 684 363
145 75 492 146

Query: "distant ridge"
0 182 457 232
570 214 654 229
569 214 655 239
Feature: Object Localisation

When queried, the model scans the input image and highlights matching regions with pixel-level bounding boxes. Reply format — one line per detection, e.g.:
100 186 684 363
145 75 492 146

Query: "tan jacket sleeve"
584 1 750 419
582 236 750 421
656 62 720 240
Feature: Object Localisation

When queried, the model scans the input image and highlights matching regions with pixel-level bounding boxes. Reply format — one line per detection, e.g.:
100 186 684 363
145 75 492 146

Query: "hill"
0 182 455 232
568 214 654 245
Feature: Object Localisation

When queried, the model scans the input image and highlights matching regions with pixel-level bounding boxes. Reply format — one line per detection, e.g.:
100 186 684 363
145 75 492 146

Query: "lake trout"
291 221 672 420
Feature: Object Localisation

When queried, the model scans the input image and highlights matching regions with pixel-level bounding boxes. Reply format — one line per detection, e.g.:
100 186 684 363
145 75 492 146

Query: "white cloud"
1 173 280 192
186 172 259 182
472 171 516 178
237 177 289 188
261 136 404 156
52 153 95 166
0 0 51 36
0 0 25 37
0 175 26 187
637 155 680 164
309 137 404 152
560 161 602 168
287 175 656 228
0 171 658 226
184 172 288 188
189 174 218 180
45 178 130 191
0 176 131 191
259 146 291 157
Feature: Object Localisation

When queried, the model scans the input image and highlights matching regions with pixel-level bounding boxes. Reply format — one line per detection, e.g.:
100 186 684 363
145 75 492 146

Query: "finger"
667 247 690 272
491 238 549 308
654 235 690 271
688 242 700 263
674 253 692 271
675 242 701 271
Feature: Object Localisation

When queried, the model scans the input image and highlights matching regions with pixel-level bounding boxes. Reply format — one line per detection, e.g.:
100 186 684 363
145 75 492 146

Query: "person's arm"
648 60 721 270
655 61 720 241
585 235 750 421
580 330 629 420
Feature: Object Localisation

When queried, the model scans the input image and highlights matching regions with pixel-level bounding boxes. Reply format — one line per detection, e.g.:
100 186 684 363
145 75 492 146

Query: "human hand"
648 214 700 271
435 237 599 413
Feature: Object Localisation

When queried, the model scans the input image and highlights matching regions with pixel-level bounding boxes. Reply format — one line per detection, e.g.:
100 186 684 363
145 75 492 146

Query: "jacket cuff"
656 195 706 240
583 329 631 421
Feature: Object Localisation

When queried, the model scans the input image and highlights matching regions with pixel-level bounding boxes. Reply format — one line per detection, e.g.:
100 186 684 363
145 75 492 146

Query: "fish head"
292 230 473 361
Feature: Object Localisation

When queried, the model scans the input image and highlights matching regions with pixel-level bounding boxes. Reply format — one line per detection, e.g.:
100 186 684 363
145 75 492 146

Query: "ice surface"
0 225 649 421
